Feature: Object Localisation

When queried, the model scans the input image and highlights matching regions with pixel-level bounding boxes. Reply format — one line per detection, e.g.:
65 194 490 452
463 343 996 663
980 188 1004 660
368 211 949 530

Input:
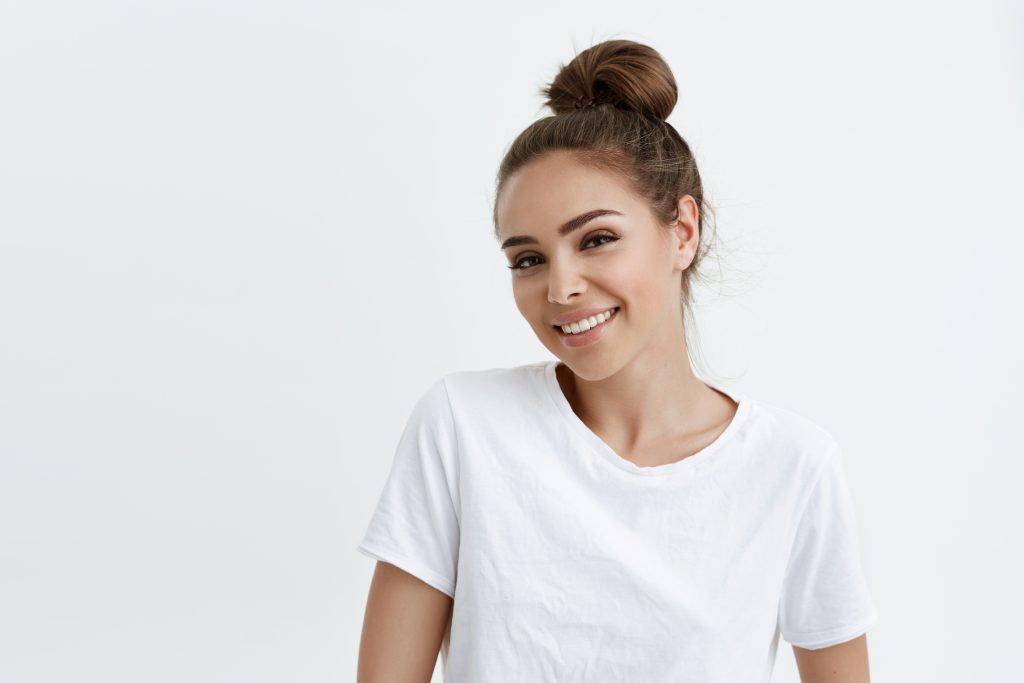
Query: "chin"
557 353 622 382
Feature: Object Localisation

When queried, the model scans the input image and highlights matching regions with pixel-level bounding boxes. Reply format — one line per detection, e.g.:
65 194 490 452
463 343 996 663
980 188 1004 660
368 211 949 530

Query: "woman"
356 39 878 682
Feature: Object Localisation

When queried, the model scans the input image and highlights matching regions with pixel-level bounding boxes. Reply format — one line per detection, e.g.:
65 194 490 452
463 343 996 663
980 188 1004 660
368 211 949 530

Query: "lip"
554 306 619 348
551 306 620 327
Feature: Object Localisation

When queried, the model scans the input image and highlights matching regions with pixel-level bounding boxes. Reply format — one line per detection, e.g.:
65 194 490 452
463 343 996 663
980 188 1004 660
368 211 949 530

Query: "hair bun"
541 39 678 122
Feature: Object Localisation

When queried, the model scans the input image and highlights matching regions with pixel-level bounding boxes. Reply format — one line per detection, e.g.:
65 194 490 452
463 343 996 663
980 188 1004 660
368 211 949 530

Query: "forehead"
496 151 642 240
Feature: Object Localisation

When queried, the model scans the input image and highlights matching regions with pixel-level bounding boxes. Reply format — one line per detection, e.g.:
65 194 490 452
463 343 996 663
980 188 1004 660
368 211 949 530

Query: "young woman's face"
495 150 698 379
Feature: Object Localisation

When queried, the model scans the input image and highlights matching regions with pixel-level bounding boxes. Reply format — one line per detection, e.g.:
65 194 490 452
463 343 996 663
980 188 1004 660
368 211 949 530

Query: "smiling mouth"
553 306 620 335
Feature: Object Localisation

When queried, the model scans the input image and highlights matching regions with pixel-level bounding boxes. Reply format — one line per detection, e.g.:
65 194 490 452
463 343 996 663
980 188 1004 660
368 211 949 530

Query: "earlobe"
668 229 694 271
675 249 695 272
672 221 694 258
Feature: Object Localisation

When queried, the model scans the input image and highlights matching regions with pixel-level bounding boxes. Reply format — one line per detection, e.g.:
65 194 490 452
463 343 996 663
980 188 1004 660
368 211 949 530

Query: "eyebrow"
500 208 624 250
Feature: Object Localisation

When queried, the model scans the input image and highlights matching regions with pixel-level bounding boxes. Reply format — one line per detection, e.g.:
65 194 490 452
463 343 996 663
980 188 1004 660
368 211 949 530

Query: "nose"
546 257 586 305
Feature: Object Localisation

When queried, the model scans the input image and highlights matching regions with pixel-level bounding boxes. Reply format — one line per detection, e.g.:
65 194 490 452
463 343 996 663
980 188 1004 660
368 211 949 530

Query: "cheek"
604 256 663 302
512 283 538 320
512 286 526 315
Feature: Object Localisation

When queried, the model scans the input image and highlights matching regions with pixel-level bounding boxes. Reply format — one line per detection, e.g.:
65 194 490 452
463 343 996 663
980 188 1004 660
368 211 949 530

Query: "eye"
508 255 542 271
583 233 617 249
507 232 619 272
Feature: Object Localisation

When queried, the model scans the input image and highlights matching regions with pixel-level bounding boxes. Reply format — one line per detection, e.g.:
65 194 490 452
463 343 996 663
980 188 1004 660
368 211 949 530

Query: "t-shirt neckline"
541 359 752 477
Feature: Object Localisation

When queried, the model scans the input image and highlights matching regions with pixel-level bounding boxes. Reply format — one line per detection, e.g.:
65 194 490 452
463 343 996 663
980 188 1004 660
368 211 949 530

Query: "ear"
669 194 700 271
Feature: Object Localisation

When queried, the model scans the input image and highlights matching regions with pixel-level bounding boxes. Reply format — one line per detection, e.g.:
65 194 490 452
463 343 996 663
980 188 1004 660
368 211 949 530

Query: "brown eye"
507 233 618 272
583 233 617 249
508 255 542 271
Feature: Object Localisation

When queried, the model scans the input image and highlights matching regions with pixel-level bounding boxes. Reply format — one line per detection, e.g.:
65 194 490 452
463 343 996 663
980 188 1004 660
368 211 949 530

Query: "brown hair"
492 38 728 377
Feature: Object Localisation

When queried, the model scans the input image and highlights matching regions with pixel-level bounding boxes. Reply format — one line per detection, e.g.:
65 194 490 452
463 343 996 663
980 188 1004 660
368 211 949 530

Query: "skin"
357 148 871 681
793 635 872 682
357 560 453 683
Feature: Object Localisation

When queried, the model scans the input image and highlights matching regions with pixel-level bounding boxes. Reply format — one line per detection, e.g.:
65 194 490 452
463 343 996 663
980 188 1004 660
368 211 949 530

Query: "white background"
1 1 1021 681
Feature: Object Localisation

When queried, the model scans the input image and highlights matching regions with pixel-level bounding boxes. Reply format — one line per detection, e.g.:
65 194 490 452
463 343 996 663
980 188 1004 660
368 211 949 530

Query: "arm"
792 634 871 683
357 560 454 683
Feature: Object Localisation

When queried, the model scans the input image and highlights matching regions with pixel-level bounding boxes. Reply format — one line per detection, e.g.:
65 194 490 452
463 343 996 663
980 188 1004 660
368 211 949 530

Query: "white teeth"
561 308 616 335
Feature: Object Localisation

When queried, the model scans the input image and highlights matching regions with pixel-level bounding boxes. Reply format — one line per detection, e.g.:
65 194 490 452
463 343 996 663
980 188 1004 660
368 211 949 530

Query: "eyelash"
507 233 619 271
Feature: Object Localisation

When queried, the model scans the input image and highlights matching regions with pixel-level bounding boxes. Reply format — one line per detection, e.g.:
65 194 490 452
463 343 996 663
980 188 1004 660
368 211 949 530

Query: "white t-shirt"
356 360 878 682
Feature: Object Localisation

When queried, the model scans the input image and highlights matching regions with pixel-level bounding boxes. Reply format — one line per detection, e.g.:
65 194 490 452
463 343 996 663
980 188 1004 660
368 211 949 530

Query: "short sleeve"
778 441 879 649
356 377 461 599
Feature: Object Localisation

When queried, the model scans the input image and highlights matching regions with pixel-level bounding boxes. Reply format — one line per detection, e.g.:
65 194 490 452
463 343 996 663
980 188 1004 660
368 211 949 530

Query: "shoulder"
438 360 549 409
741 395 842 481
401 362 548 432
